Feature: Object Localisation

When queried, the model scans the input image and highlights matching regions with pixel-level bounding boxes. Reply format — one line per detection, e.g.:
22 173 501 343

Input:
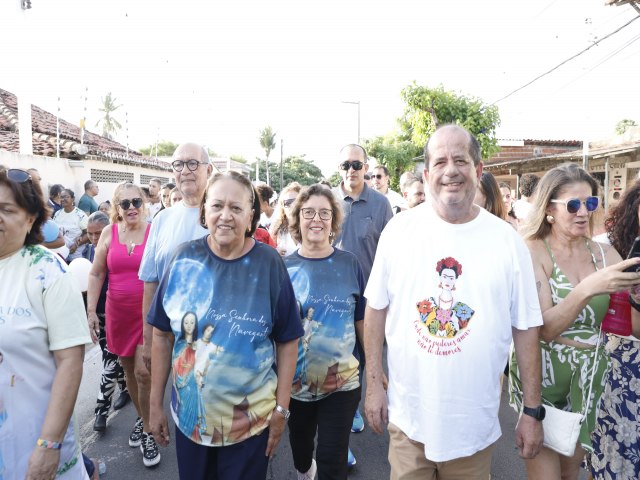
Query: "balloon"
41 220 60 243
68 258 92 292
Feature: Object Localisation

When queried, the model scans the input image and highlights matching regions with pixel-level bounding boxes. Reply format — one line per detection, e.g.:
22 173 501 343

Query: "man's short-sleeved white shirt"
365 203 542 462
138 201 208 283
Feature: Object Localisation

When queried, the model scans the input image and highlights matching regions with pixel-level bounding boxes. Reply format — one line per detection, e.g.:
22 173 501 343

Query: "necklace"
438 295 453 307
119 225 136 256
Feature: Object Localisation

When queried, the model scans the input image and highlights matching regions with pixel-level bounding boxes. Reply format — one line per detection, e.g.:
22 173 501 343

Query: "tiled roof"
0 88 170 170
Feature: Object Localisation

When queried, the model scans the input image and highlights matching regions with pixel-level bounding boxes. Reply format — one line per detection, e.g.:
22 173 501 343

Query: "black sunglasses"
339 160 364 171
172 159 207 172
119 198 144 210
6 168 32 183
372 174 384 180
550 196 599 214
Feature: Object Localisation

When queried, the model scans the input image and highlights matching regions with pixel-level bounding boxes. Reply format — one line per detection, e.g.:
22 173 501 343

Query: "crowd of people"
1 126 639 480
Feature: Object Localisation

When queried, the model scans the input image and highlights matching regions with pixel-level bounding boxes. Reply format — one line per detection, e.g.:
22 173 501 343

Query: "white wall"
0 150 173 204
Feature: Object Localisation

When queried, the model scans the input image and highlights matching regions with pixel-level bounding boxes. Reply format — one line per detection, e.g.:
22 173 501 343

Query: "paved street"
78 344 587 479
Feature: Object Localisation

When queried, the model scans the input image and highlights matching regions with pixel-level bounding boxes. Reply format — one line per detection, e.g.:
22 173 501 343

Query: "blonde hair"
110 182 149 224
520 163 600 241
269 182 302 239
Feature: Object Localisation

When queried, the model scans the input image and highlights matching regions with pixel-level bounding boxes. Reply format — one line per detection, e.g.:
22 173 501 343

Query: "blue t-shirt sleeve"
271 265 304 343
354 260 366 322
146 263 172 332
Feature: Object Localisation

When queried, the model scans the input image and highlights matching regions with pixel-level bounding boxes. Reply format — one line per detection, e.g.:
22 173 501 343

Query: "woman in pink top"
87 182 159 468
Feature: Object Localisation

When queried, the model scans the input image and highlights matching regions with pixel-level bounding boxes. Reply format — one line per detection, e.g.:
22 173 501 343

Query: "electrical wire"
491 12 640 104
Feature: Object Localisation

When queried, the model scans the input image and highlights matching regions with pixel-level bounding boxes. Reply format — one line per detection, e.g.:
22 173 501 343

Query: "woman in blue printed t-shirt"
284 184 367 480
147 171 302 480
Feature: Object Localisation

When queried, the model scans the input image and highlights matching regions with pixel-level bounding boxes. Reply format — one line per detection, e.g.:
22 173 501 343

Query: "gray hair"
87 211 110 227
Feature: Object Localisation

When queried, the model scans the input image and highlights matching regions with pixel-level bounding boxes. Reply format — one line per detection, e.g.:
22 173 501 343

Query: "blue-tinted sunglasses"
550 196 599 214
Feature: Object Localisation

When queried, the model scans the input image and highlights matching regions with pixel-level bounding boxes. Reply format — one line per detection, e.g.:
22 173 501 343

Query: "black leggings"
288 387 361 480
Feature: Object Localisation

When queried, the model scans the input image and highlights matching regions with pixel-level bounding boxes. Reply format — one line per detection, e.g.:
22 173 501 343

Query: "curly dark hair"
605 180 640 258
436 257 462 277
519 174 540 198
0 166 50 246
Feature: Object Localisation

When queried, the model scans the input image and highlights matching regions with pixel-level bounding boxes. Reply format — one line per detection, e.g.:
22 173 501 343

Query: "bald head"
173 143 210 164
424 125 481 170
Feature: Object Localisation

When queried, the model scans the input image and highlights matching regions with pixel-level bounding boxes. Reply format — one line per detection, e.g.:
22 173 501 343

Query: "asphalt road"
77 345 588 479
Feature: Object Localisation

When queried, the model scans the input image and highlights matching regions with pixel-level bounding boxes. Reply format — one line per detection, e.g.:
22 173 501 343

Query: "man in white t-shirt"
364 125 544 479
371 165 405 213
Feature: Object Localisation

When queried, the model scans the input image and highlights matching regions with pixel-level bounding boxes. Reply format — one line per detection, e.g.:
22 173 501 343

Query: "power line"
552 31 640 93
492 12 640 105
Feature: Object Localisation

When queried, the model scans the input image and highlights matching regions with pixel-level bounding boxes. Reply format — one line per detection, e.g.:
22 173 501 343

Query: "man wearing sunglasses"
371 165 404 214
364 125 544 479
139 143 214 375
333 143 392 466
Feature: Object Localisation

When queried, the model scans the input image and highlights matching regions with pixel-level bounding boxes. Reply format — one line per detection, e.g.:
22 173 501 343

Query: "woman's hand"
265 410 287 457
581 257 640 296
26 446 60 480
149 404 171 447
87 312 100 344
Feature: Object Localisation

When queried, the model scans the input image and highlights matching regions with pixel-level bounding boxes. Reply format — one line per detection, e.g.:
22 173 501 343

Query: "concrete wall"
0 150 173 204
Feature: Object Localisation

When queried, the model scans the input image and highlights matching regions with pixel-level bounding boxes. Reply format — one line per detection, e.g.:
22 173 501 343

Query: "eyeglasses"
339 160 364 171
6 168 31 183
373 174 384 180
283 198 296 208
119 198 144 210
550 196 599 214
172 159 207 172
301 208 332 220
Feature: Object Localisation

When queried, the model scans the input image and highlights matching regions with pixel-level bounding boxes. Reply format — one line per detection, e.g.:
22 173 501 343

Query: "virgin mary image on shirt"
416 257 475 339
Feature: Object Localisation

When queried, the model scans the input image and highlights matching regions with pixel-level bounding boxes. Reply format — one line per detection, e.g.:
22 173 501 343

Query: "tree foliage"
139 140 179 157
400 83 501 159
327 171 343 187
364 133 422 191
258 126 277 184
95 92 122 140
230 154 247 164
250 154 323 192
615 119 638 135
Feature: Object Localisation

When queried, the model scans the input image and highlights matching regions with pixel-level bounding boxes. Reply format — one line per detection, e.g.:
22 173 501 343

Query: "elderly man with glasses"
332 143 393 468
139 143 214 378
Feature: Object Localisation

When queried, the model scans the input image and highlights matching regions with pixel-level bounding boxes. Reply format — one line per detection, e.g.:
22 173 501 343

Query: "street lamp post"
341 100 360 144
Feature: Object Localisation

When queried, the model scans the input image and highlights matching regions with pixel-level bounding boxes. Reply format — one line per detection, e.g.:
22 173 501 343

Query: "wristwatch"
522 405 546 421
275 404 290 420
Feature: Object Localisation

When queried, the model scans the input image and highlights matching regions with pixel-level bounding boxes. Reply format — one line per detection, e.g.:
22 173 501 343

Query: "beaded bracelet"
630 296 640 313
37 438 62 450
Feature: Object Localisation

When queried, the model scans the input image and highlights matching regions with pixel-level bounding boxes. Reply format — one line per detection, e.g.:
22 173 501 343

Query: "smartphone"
624 236 640 273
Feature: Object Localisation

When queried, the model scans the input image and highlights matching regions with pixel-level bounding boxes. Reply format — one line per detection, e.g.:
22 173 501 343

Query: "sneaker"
128 417 144 447
297 458 317 480
140 432 161 467
351 408 364 433
347 448 357 468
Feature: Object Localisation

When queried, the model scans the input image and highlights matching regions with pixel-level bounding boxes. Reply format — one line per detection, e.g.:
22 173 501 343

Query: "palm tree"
95 92 122 140
259 126 276 185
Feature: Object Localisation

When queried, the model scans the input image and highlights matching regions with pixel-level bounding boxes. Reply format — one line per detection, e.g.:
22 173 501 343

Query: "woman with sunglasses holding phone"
270 182 302 256
0 167 92 479
509 163 640 479
284 184 366 480
87 182 158 467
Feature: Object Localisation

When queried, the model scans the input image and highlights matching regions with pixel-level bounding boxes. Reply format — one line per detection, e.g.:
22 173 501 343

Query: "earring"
329 232 334 237
546 215 555 224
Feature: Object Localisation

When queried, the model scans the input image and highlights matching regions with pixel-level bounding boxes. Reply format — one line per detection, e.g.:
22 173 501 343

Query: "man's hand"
365 380 388 434
515 413 543 459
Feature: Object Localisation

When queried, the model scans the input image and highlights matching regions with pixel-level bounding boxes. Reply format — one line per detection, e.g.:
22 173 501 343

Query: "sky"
3 0 640 176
